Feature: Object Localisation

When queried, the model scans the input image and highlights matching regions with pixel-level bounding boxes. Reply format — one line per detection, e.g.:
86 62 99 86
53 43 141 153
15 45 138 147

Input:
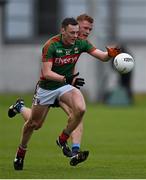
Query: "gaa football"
113 53 135 74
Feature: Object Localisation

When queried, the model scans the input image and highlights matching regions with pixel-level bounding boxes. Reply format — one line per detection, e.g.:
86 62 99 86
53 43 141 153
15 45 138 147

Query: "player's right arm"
42 62 82 86
89 47 121 62
41 61 65 83
89 48 110 62
41 37 66 83
81 39 121 62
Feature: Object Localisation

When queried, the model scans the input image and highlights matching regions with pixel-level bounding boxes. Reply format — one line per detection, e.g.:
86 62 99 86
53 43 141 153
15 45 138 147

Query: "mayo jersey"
39 34 96 90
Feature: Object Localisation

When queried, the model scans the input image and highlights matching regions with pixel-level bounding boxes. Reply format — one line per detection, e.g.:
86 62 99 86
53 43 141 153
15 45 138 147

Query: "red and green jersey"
39 34 96 90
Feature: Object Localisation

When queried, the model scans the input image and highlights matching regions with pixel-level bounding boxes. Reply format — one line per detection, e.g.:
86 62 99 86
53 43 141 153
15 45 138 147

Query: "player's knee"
80 107 86 117
75 105 86 118
27 120 42 130
34 123 42 130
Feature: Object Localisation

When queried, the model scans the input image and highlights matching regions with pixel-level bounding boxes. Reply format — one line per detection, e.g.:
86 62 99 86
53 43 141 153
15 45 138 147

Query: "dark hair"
61 17 78 29
77 14 94 23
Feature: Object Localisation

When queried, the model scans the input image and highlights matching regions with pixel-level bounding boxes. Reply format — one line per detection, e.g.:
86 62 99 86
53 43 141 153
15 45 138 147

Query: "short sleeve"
42 43 55 62
80 40 96 53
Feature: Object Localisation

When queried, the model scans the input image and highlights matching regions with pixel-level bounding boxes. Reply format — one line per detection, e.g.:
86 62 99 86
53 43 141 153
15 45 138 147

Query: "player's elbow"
42 71 49 79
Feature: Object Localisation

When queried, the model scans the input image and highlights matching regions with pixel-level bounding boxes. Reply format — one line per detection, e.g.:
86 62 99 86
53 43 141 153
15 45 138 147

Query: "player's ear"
61 27 65 35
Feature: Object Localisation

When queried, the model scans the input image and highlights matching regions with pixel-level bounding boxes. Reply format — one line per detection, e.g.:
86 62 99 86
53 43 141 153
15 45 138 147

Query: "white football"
113 53 135 74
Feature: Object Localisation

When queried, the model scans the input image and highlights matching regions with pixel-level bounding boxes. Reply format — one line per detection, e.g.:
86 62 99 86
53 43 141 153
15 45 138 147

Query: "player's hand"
73 78 85 89
65 72 79 84
106 46 121 57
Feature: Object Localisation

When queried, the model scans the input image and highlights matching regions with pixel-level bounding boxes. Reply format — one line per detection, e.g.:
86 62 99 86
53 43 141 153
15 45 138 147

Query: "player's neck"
62 36 74 47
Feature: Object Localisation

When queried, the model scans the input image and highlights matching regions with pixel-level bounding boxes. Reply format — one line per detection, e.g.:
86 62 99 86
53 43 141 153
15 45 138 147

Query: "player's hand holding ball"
113 53 135 74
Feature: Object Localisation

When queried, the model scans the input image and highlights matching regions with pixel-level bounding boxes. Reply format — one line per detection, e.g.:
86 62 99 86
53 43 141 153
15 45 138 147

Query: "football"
113 53 135 74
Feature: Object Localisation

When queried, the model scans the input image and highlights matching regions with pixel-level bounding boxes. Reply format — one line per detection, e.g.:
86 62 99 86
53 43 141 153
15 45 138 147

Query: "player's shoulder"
76 38 91 44
76 38 93 48
50 34 61 43
43 34 61 48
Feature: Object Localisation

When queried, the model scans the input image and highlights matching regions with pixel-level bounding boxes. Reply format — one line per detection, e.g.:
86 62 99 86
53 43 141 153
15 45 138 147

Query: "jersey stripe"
42 35 61 62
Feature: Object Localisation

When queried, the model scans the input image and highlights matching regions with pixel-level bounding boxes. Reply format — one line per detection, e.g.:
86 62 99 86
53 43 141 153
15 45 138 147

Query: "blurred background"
0 0 146 104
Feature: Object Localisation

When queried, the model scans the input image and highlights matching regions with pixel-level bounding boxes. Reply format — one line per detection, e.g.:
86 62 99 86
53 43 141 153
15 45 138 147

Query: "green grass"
0 93 146 179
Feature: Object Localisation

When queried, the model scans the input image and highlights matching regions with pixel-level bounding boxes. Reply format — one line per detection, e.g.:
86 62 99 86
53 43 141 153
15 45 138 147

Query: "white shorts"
33 85 75 106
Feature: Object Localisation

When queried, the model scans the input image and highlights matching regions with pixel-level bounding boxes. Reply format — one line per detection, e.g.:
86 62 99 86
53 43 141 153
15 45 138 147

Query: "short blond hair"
77 14 94 23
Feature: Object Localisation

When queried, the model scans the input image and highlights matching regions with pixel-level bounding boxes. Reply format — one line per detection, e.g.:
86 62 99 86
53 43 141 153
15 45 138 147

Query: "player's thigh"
59 101 73 116
30 104 49 126
60 88 86 112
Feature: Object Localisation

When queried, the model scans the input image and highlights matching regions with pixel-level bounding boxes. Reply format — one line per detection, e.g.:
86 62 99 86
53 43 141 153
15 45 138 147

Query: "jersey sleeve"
80 40 96 53
42 43 55 62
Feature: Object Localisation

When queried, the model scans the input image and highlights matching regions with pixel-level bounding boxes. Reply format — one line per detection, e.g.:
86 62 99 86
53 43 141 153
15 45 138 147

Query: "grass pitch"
0 94 146 179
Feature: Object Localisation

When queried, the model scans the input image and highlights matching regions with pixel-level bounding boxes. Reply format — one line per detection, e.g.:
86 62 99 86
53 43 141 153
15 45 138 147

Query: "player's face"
62 24 79 45
78 20 93 40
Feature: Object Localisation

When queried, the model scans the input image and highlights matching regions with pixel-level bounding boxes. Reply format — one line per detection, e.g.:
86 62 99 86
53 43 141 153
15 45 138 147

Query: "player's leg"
70 121 83 155
56 88 86 156
59 100 72 116
67 113 89 166
14 104 49 170
58 88 89 166
69 121 89 166
60 88 85 134
20 107 32 122
56 101 75 157
60 100 85 153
